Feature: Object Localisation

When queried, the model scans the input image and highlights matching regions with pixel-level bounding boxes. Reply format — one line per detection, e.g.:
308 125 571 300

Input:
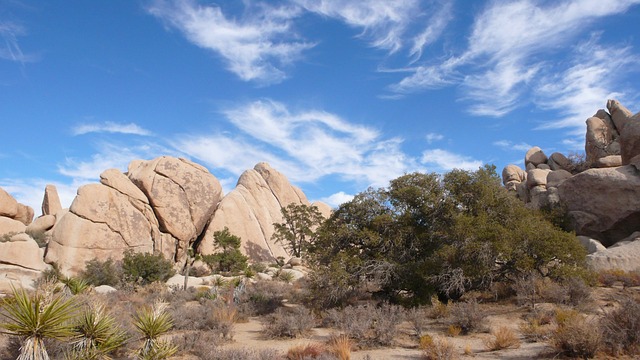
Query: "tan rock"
100 169 148 203
42 184 63 216
546 170 572 188
529 185 549 209
558 165 640 246
536 163 551 170
0 265 42 293
26 215 56 236
594 108 619 138
588 239 640 272
312 201 333 219
525 147 548 167
0 217 26 237
576 236 606 254
10 233 33 242
14 204 34 226
585 116 615 163
620 120 640 165
128 157 222 261
0 237 48 271
594 155 622 168
202 163 311 261
548 152 572 171
502 164 526 185
607 99 634 132
0 187 18 218
526 168 551 189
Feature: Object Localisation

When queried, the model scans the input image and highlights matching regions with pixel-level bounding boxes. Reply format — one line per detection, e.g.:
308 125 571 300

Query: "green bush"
121 250 175 285
81 258 122 287
201 227 248 274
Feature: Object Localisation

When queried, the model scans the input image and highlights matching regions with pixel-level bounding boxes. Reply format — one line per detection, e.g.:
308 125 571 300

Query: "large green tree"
309 165 587 306
272 203 324 258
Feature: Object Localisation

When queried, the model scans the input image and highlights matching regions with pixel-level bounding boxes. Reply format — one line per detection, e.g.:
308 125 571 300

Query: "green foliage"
67 303 128 359
272 203 324 258
132 301 177 360
121 250 175 285
0 286 77 360
201 227 248 274
81 258 121 287
310 165 588 305
62 277 91 295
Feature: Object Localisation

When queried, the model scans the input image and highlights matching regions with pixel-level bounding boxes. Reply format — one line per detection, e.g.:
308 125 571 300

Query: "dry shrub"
519 312 553 342
326 334 352 360
286 343 325 359
446 325 461 337
406 306 430 338
172 331 221 358
211 304 238 340
447 299 486 334
420 335 458 360
600 295 640 356
599 269 640 288
237 280 289 316
484 326 520 351
564 277 593 307
428 295 450 319
211 347 281 360
323 303 403 347
551 312 601 359
263 306 316 338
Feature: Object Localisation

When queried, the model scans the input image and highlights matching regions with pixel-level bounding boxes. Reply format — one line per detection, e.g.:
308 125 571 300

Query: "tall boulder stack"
502 99 640 271
200 162 313 261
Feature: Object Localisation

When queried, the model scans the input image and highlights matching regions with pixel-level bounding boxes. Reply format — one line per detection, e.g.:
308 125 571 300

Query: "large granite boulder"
558 165 640 246
42 184 63 216
201 163 316 261
128 157 222 261
525 147 548 167
0 187 18 218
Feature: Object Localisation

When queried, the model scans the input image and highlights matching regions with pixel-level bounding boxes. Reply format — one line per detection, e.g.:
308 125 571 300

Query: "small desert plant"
262 306 316 339
67 302 128 359
286 343 325 359
446 325 462 337
598 269 640 288
121 250 175 285
514 272 539 307
406 306 430 338
131 301 177 360
61 277 91 295
428 295 450 319
420 334 458 360
236 280 288 316
564 277 592 307
600 295 640 356
519 310 554 342
551 312 601 359
0 286 77 360
326 334 352 360
447 299 485 334
172 331 221 358
211 304 237 340
484 326 520 351
324 303 403 347
81 258 122 287
211 347 281 360
275 269 296 283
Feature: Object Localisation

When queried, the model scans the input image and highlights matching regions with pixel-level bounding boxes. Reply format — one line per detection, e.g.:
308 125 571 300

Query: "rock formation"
502 99 640 271
42 184 62 216
200 162 313 261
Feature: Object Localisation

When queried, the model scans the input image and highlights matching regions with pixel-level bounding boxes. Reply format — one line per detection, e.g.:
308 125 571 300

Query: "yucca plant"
0 286 77 360
66 303 128 359
132 300 176 360
61 277 91 295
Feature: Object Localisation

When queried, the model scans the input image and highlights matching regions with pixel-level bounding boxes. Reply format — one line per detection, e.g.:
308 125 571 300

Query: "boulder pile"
0 157 331 290
502 100 640 272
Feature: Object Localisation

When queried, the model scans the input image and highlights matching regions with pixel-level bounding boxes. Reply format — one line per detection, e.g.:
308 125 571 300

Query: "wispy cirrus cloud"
148 0 314 84
0 22 36 64
72 121 152 136
391 0 640 118
493 140 533 152
425 132 444 144
421 148 482 172
174 99 421 188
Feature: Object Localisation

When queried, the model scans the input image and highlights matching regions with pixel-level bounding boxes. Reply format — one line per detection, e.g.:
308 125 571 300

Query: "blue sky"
1 0 639 213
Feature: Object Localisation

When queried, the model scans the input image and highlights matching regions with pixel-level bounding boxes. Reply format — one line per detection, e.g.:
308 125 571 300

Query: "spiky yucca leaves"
65 303 128 359
0 286 77 360
61 277 91 296
132 301 177 360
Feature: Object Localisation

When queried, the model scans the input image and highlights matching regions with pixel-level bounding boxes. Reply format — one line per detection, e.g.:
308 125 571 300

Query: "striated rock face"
201 162 319 261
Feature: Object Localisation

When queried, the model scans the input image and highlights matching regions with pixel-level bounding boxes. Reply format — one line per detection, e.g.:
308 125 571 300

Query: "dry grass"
551 312 601 359
446 325 462 337
601 295 640 356
286 343 325 359
420 334 458 360
484 326 521 351
326 334 352 360
262 306 316 339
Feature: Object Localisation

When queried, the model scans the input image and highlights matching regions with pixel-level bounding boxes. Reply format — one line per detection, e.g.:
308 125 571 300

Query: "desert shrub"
286 343 325 359
274 269 296 283
202 227 248 274
519 310 554 342
598 269 640 287
121 250 175 285
428 295 450 319
172 331 221 358
484 326 520 351
210 347 281 360
447 299 486 334
34 262 63 288
564 277 592 307
170 302 213 331
262 306 316 338
326 334 352 360
303 260 362 310
236 280 288 316
420 334 458 360
514 272 540 307
61 277 91 295
406 306 430 338
323 303 403 347
250 262 268 274
551 313 601 359
210 304 238 340
538 278 567 304
81 258 121 287
188 265 211 277
446 325 462 337
600 295 640 356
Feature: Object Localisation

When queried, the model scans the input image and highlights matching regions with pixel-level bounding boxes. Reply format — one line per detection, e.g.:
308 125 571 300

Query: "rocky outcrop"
201 162 315 261
42 184 62 216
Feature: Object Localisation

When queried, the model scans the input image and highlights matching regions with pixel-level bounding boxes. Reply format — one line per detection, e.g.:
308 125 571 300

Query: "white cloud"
295 0 422 53
534 35 639 132
72 121 152 136
493 140 533 152
421 149 483 172
175 99 420 189
0 22 34 64
319 191 354 208
391 0 640 116
425 132 444 144
148 0 314 84
409 1 453 60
